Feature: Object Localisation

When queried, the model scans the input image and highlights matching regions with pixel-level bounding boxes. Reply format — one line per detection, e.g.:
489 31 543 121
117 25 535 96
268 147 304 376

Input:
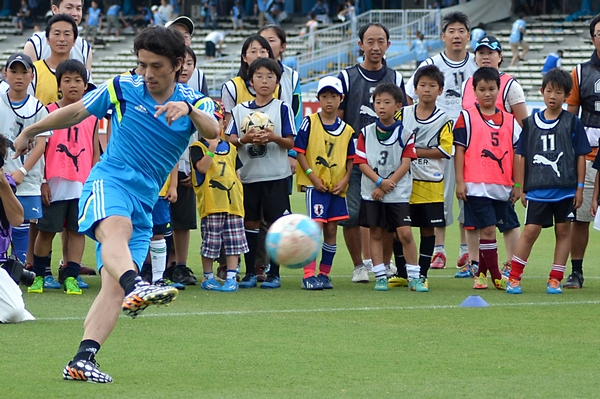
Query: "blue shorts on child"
463 196 508 230
78 179 152 271
305 188 349 223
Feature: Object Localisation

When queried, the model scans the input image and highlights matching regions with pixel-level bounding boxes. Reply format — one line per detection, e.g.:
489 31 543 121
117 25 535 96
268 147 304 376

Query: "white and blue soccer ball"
266 213 322 269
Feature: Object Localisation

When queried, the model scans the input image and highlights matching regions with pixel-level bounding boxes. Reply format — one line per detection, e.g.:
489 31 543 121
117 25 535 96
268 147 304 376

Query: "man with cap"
166 16 208 95
458 34 528 280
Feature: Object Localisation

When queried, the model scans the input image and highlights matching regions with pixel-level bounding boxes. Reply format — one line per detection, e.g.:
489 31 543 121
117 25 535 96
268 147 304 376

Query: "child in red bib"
454 67 521 290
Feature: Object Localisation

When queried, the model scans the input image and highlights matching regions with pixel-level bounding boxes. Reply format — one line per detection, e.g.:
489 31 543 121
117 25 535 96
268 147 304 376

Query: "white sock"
363 258 373 270
433 245 445 254
227 270 237 280
406 264 420 279
372 263 386 278
150 239 167 283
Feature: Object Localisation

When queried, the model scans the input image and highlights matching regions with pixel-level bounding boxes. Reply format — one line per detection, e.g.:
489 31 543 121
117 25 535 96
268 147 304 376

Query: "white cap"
317 76 343 95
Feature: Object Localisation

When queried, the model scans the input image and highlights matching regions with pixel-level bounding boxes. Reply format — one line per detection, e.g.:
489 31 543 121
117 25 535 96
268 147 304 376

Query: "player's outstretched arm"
154 101 219 139
13 101 90 157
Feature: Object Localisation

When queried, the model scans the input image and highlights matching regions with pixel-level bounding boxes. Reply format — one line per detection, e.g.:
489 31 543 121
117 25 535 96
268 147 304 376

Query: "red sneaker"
430 252 446 269
456 252 469 268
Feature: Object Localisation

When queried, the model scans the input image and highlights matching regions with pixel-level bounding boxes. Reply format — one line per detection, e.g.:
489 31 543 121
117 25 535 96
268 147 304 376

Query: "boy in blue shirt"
507 69 590 294
14 26 219 383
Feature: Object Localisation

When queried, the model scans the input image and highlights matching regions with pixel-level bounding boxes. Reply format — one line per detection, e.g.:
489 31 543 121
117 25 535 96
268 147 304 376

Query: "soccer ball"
266 214 322 269
240 111 274 135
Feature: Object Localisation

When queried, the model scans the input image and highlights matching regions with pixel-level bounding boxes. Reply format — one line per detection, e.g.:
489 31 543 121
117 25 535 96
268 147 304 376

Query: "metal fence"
200 9 441 97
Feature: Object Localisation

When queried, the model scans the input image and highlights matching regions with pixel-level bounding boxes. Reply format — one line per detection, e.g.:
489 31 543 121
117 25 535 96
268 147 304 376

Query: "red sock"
319 262 332 275
549 264 566 281
477 250 487 277
509 255 527 280
480 239 501 281
303 260 316 279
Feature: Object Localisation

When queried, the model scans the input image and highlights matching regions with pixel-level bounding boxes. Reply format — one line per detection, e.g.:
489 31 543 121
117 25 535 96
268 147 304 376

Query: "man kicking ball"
13 26 219 383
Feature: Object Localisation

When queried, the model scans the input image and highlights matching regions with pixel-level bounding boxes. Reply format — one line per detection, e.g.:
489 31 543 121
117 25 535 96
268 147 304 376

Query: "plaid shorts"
200 213 249 259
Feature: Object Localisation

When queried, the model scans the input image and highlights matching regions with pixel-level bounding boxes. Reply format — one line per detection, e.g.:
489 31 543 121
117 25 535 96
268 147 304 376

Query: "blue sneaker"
76 275 89 289
261 275 281 289
454 263 474 278
200 277 222 291
301 275 323 290
506 278 522 294
239 274 257 288
316 273 333 289
546 278 562 294
44 275 61 289
221 278 239 292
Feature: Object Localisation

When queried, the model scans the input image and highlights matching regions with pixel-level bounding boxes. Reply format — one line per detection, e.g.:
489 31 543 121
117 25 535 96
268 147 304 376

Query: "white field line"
36 300 600 322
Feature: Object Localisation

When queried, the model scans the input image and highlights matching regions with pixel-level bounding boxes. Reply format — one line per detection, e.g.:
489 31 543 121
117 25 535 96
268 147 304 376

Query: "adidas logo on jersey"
135 105 148 114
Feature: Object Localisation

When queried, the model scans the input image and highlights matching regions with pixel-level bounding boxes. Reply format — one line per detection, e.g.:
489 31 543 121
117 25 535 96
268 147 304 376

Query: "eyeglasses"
593 33 600 38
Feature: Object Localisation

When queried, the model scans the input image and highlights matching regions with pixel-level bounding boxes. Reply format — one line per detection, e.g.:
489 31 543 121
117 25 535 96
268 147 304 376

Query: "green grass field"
2 192 600 398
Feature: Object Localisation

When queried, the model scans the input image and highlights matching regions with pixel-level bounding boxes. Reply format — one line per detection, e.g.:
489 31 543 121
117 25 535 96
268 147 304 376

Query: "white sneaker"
352 266 369 283
385 262 397 278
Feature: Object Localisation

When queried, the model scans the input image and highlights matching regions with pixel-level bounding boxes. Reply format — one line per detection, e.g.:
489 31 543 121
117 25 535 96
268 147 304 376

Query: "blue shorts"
463 196 508 230
305 188 349 223
78 179 153 271
496 201 520 232
17 195 42 220
152 197 172 236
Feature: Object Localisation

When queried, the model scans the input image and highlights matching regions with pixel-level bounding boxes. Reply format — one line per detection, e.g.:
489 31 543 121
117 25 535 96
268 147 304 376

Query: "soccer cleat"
374 277 388 291
454 262 475 278
171 264 197 285
122 281 178 319
456 252 469 268
77 275 89 289
501 261 512 279
44 275 61 289
408 277 429 292
200 277 222 291
388 276 408 287
301 275 323 290
494 276 508 290
27 276 44 293
430 252 446 269
261 275 281 289
563 272 584 289
351 266 369 283
221 278 239 292
546 278 562 294
64 276 82 295
316 273 333 289
156 278 185 290
506 278 522 294
239 274 257 288
80 264 97 276
385 262 397 278
473 273 488 289
63 359 113 383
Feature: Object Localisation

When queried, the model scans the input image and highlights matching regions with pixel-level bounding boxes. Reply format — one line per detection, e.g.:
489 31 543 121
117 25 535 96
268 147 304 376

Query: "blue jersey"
83 74 215 208
542 53 561 74
509 19 526 43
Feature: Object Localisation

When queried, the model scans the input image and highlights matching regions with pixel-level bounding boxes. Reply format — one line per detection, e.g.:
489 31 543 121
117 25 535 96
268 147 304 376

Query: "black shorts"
409 202 445 228
359 200 411 229
525 198 573 228
463 196 508 230
170 171 197 230
243 178 291 223
497 201 521 232
205 41 216 57
37 199 79 233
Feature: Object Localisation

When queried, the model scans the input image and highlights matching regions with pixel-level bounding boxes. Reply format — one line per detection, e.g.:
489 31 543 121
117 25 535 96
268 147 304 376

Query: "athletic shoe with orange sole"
430 252 446 269
473 273 488 289
122 281 178 319
63 359 113 383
